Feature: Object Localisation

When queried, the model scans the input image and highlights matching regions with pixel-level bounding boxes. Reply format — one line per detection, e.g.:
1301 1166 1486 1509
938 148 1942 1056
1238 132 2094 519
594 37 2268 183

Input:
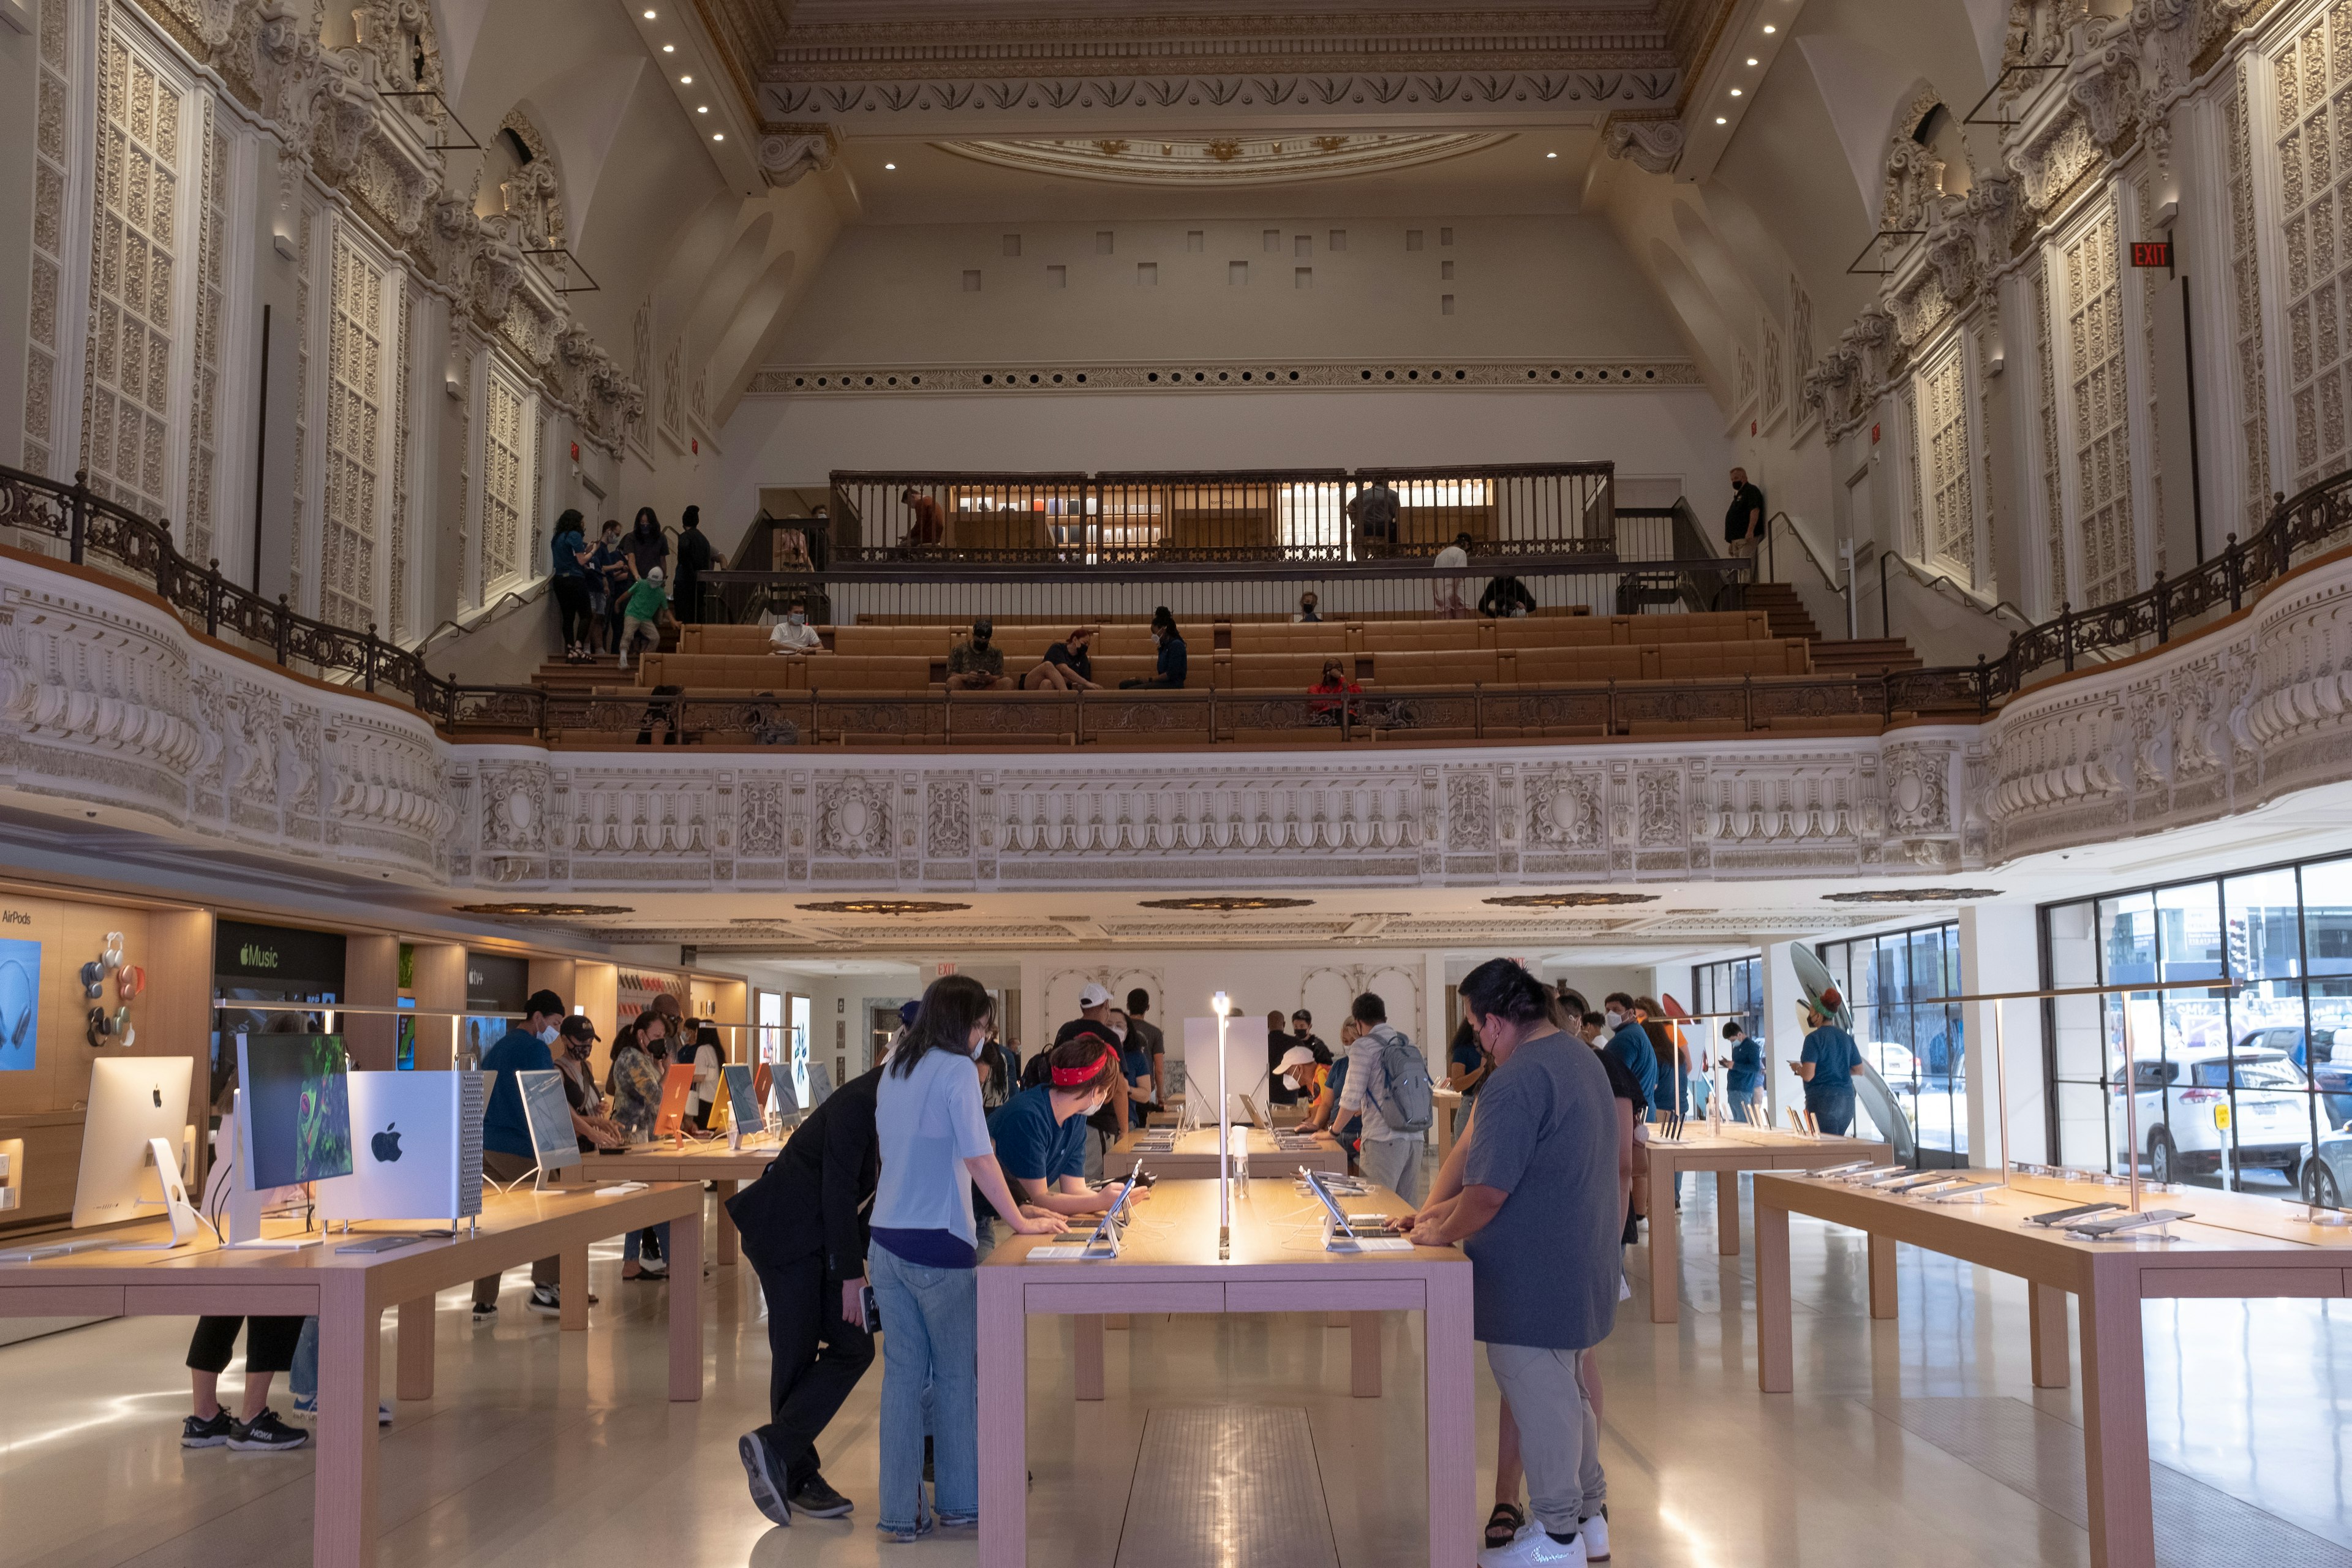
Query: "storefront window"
1814 921 1966 1160
1689 956 1760 1041
2042 853 2352 1207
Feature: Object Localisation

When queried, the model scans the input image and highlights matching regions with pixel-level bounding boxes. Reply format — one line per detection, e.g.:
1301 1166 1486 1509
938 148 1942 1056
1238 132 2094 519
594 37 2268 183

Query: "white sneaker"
1580 1509 1608 1561
1476 1521 1586 1568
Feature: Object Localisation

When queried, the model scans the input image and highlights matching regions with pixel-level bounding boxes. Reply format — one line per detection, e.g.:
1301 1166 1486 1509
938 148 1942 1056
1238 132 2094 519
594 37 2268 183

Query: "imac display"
515 1069 580 1175
236 1033 353 1189
723 1063 762 1131
653 1062 696 1137
72 1057 195 1229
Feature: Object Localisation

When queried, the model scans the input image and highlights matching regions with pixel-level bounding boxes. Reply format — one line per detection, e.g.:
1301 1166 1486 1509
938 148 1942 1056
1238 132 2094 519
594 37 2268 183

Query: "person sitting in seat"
1119 608 1188 688
1020 627 1098 691
1308 657 1360 723
946 618 1008 690
769 597 822 653
1480 574 1537 619
1434 532 1474 619
899 488 944 552
1296 592 1322 623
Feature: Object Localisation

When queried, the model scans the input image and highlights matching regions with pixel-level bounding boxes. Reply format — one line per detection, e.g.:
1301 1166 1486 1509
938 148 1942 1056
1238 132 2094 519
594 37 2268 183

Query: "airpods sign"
214 920 347 991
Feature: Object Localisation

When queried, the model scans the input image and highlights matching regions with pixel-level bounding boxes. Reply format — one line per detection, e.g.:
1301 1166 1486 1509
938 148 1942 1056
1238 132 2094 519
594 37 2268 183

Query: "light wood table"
560 1137 787 1265
979 1177 1474 1568
0 1182 703 1568
1640 1121 1885 1322
1112 1125 1349 1182
1752 1170 2352 1568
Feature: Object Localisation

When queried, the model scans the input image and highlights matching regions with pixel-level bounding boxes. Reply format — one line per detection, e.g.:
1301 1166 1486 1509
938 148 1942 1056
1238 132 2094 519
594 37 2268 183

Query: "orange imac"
653 1063 697 1142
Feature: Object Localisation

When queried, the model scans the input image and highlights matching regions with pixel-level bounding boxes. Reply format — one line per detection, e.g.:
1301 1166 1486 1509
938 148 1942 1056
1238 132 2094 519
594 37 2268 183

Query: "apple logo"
371 1122 403 1164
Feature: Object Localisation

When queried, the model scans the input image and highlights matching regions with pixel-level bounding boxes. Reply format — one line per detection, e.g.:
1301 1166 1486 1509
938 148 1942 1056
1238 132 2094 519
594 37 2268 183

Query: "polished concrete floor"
4 1174 2351 1567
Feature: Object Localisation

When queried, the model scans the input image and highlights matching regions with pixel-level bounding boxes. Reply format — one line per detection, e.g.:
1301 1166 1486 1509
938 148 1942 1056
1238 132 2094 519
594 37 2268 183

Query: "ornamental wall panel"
480 364 529 594
2226 72 2275 536
320 228 390 633
22 0 82 481
184 104 228 565
1918 336 1977 584
2277 2 2352 493
2060 198 2137 607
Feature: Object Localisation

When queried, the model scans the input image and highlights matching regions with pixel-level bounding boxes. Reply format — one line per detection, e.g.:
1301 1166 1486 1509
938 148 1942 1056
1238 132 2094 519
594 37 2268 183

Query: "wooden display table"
1434 1087 1465 1158
560 1137 786 1264
1640 1121 1885 1322
1112 1125 1349 1182
0 1182 703 1568
979 1178 1474 1568
1752 1170 2352 1568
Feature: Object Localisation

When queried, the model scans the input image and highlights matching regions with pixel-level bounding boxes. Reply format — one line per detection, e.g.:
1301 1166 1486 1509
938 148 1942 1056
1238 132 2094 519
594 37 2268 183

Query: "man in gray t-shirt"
1404 962 1621 1566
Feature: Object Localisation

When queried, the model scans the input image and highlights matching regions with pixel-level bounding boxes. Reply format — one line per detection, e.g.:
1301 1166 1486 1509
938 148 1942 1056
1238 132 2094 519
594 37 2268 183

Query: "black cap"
559 1014 600 1042
526 988 565 1019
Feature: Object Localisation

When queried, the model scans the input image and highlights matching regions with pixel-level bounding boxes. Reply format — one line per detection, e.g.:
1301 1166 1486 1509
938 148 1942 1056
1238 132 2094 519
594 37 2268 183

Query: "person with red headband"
976 1034 1150 1257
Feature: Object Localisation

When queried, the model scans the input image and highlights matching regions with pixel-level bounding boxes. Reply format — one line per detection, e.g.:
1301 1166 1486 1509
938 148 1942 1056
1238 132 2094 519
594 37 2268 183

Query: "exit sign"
2130 241 2172 269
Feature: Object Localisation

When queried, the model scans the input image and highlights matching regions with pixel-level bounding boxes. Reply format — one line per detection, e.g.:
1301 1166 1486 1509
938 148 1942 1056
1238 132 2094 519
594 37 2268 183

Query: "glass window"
2043 851 2352 1209
1815 919 1965 1161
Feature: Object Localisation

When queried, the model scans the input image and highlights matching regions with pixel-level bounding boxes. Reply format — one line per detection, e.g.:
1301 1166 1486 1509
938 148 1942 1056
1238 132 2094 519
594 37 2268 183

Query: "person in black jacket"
674 504 717 624
729 1063 883 1526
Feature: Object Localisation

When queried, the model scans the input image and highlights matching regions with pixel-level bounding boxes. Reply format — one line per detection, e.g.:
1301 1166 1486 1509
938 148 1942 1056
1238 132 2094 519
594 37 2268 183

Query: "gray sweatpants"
1358 1133 1427 1207
1487 1341 1606 1536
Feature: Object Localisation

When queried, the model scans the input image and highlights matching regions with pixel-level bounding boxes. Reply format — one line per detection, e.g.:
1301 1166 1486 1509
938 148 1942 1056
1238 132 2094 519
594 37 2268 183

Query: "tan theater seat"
1215 652 1362 691
1371 650 1500 688
804 655 940 692
1228 624 1355 657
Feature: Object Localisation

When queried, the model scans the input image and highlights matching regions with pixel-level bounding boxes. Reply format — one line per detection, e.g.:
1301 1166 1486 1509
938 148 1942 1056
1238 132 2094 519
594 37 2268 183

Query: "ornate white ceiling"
938 130 1515 185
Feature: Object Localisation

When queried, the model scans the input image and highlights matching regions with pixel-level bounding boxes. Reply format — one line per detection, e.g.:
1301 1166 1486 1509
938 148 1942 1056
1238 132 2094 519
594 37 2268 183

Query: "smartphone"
2026 1201 2125 1227
861 1284 880 1333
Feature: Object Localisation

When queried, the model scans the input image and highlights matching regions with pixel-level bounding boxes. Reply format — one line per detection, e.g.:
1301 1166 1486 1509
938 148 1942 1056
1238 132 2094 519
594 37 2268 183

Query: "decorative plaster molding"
1602 116 1684 175
942 131 1512 186
744 359 1706 396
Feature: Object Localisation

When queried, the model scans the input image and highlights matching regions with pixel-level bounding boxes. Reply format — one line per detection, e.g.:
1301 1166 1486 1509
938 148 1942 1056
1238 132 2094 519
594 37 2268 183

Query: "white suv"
2106 1045 2313 1186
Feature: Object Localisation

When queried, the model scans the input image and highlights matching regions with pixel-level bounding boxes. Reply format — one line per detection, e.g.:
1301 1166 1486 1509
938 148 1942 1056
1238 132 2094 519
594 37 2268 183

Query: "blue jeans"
291 1316 318 1401
1807 1088 1856 1136
623 1223 671 1266
870 1240 979 1530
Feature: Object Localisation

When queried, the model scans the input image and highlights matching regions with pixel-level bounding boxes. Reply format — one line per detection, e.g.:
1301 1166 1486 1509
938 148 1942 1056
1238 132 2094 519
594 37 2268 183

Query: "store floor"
4 1174 2352 1567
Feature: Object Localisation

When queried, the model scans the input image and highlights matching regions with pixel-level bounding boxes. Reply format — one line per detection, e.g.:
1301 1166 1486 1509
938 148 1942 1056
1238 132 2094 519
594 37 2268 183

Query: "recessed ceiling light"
1730 88 1743 96
1747 57 1759 65
884 161 897 169
1545 151 1558 159
680 74 692 83
662 42 674 51
1762 23 1776 32
642 7 654 15
696 105 707 113
1716 116 1728 124
712 132 723 140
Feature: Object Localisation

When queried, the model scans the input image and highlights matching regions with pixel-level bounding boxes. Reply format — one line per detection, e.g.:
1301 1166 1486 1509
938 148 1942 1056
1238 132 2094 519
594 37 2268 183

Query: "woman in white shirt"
868 976 1061 1540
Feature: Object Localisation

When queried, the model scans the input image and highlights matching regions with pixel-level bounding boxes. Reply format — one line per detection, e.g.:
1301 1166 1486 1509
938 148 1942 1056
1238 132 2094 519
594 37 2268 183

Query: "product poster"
0 939 38 1072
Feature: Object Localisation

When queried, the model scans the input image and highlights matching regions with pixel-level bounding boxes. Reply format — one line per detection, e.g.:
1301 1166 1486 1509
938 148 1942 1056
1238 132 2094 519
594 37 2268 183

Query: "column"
1958 902 2044 1170
345 935 399 1071
409 943 465 1069
1758 939 1805 1126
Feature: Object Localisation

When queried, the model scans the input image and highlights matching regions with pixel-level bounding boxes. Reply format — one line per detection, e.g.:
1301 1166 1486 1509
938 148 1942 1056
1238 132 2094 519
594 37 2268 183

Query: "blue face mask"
786 612 805 625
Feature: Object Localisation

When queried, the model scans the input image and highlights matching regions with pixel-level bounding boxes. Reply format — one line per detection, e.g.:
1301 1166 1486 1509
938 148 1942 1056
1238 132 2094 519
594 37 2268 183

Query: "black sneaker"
472 1299 498 1321
227 1410 310 1452
738 1433 792 1527
526 1286 561 1317
789 1472 854 1518
181 1411 234 1448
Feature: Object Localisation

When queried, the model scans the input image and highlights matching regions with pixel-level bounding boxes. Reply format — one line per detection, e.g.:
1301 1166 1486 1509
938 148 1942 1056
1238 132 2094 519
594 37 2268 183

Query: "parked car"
2241 1025 2352 1125
1866 1041 1918 1085
2301 1126 2352 1208
2107 1045 2313 1185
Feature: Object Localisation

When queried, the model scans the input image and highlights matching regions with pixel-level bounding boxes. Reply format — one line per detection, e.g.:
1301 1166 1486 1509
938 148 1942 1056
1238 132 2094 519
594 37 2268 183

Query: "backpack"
1365 1023 1435 1134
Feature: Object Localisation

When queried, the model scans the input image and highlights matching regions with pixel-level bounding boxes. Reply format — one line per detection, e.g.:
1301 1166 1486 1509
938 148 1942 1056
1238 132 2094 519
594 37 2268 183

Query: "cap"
899 1000 921 1027
1278 1044 1318 1072
526 989 565 1019
559 1014 600 1042
1077 982 1113 1009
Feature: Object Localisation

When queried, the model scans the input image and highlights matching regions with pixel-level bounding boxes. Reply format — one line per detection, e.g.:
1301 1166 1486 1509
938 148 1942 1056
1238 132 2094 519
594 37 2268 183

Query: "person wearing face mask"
473 990 576 1319
769 596 822 652
867 976 1064 1541
1295 592 1322 624
976 1036 1145 1259
946 618 1009 692
1598 993 1657 1107
1119 607 1188 689
1019 626 1099 692
589 518 630 654
554 1015 625 1152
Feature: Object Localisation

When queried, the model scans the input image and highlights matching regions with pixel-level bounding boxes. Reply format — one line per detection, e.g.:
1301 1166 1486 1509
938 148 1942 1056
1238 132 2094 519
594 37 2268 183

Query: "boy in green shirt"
618 567 669 671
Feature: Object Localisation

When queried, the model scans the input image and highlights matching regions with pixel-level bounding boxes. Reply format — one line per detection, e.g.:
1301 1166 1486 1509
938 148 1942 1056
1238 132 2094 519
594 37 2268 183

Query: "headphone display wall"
82 932 136 1048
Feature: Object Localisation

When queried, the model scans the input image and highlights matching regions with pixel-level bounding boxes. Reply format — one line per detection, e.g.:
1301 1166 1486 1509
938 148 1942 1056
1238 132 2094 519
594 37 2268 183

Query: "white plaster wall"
769 214 1687 367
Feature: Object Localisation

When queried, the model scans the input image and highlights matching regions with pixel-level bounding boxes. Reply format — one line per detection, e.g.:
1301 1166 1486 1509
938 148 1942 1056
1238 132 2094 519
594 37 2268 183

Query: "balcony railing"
4 460 2348 745
826 462 1618 564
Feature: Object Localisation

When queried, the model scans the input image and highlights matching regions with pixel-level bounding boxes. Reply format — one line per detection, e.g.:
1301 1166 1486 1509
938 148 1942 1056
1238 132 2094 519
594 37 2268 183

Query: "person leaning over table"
472 989 605 1321
731 1060 886 1528
976 1035 1148 1259
867 975 1065 1542
604 1016 673 1280
1296 1022 1366 1164
1722 1022 1765 1120
1790 1000 1866 1135
1400 959 1623 1568
1336 990 1433 1206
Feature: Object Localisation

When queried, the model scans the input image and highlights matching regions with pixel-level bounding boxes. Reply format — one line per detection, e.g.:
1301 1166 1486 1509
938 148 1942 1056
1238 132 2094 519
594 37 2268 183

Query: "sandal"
1485 1502 1526 1547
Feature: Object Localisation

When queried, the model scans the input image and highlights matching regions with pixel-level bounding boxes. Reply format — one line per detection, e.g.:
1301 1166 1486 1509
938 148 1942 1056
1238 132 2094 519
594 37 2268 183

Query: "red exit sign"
2130 241 2172 268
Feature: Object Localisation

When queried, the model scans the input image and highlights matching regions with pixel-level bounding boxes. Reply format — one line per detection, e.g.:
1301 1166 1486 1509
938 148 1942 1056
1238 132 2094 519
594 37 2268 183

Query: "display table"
1640 1121 1885 1322
979 1177 1472 1568
0 1182 702 1568
1751 1170 2352 1568
1112 1125 1348 1182
558 1137 786 1264
1434 1087 1464 1158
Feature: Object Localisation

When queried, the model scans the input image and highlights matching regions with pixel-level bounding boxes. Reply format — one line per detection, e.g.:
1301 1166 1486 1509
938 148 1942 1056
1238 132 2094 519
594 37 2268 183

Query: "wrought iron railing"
4 461 2348 744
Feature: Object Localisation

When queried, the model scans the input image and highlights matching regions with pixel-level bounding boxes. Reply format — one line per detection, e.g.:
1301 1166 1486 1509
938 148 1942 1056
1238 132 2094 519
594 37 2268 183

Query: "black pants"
750 1247 875 1490
187 1314 303 1374
673 573 702 624
552 576 593 646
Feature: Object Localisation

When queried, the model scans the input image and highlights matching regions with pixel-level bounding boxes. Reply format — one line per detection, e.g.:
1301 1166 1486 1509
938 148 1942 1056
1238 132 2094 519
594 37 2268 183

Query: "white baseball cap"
1077 982 1113 1009
1278 1044 1318 1073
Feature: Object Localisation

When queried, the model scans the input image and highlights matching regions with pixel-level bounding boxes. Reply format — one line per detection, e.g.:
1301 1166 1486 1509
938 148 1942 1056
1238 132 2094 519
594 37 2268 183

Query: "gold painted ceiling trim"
938 130 1512 185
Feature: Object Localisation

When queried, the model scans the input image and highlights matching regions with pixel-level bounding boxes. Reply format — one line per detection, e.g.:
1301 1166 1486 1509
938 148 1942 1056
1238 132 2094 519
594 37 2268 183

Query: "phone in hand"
861 1284 880 1333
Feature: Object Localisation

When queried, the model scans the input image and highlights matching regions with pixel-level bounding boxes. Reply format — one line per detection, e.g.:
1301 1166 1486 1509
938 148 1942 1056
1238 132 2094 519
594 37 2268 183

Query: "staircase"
1746 582 1923 676
530 651 628 695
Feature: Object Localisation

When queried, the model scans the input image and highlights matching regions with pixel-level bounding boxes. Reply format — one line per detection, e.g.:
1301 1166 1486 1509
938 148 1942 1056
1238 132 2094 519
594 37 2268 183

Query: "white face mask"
1604 1010 1624 1030
786 612 805 625
538 1023 561 1045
